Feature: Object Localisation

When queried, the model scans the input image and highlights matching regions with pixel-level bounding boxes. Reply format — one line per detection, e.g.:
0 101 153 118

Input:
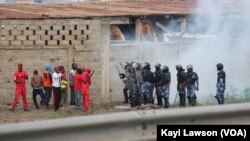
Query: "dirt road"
0 102 130 124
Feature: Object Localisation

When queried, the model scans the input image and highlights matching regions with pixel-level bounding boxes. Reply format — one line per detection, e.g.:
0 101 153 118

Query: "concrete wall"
0 19 110 105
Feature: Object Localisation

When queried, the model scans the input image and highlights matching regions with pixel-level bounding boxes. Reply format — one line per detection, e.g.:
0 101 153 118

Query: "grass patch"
48 111 71 119
200 86 250 105
0 104 9 111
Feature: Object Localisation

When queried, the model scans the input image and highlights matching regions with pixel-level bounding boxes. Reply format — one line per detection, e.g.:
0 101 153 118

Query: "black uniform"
141 68 155 104
186 71 198 106
128 66 140 107
177 70 187 107
161 68 171 108
155 68 163 106
215 70 226 104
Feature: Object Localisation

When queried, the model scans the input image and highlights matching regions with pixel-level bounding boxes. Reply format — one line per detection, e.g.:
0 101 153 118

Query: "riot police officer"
215 63 226 104
141 62 155 104
186 65 199 106
176 64 187 107
132 62 142 106
127 62 139 107
119 62 130 104
154 63 163 106
161 66 171 108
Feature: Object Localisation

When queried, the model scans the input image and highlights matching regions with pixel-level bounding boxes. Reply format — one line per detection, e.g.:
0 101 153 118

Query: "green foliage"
201 86 250 105
48 111 71 119
243 87 250 101
0 104 8 112
225 86 241 104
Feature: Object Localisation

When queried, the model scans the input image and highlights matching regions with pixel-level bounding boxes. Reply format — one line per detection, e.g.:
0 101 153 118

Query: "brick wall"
0 18 110 105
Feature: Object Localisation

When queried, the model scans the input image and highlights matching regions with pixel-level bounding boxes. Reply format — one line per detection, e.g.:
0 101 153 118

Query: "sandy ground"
0 101 168 124
0 102 129 124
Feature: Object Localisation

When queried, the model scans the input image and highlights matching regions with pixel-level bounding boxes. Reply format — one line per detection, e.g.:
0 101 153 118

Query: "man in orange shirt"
43 65 53 108
10 64 29 111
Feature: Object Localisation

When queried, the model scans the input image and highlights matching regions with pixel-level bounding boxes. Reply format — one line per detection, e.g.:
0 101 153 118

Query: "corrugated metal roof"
0 0 241 19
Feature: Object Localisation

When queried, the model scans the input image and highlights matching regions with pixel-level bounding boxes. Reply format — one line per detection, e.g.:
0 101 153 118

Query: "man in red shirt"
74 68 82 108
10 64 29 111
81 66 94 111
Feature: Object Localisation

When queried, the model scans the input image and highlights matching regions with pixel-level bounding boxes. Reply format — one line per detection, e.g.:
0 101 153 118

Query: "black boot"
130 96 135 107
187 96 191 105
179 93 186 107
164 98 169 108
215 96 220 104
191 99 196 106
123 89 129 104
157 94 163 106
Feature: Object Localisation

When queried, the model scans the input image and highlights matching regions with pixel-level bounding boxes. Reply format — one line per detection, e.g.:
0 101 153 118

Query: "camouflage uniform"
154 66 163 106
176 65 187 107
127 65 140 107
134 63 143 105
161 67 171 108
186 71 198 106
215 70 226 104
141 64 155 104
141 81 152 104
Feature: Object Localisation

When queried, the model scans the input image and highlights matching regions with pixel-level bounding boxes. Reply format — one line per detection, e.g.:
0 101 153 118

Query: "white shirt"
52 72 62 87
69 69 76 86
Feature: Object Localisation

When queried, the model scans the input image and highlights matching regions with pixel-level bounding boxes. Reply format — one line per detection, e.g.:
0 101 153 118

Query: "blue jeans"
70 85 75 105
53 86 61 111
32 87 45 109
75 90 82 108
44 86 52 106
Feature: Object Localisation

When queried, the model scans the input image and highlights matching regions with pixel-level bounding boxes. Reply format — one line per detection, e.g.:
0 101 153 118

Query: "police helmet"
216 63 223 71
187 64 193 71
162 66 169 72
123 62 129 67
141 62 147 68
132 62 138 68
176 64 183 69
155 63 161 68
136 63 141 69
142 62 150 70
137 63 142 67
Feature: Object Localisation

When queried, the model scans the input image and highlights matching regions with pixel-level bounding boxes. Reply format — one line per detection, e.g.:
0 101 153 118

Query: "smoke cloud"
165 0 250 103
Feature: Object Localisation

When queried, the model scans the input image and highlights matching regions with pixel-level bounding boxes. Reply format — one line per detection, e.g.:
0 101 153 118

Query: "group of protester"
9 63 94 112
8 61 226 112
119 62 226 108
